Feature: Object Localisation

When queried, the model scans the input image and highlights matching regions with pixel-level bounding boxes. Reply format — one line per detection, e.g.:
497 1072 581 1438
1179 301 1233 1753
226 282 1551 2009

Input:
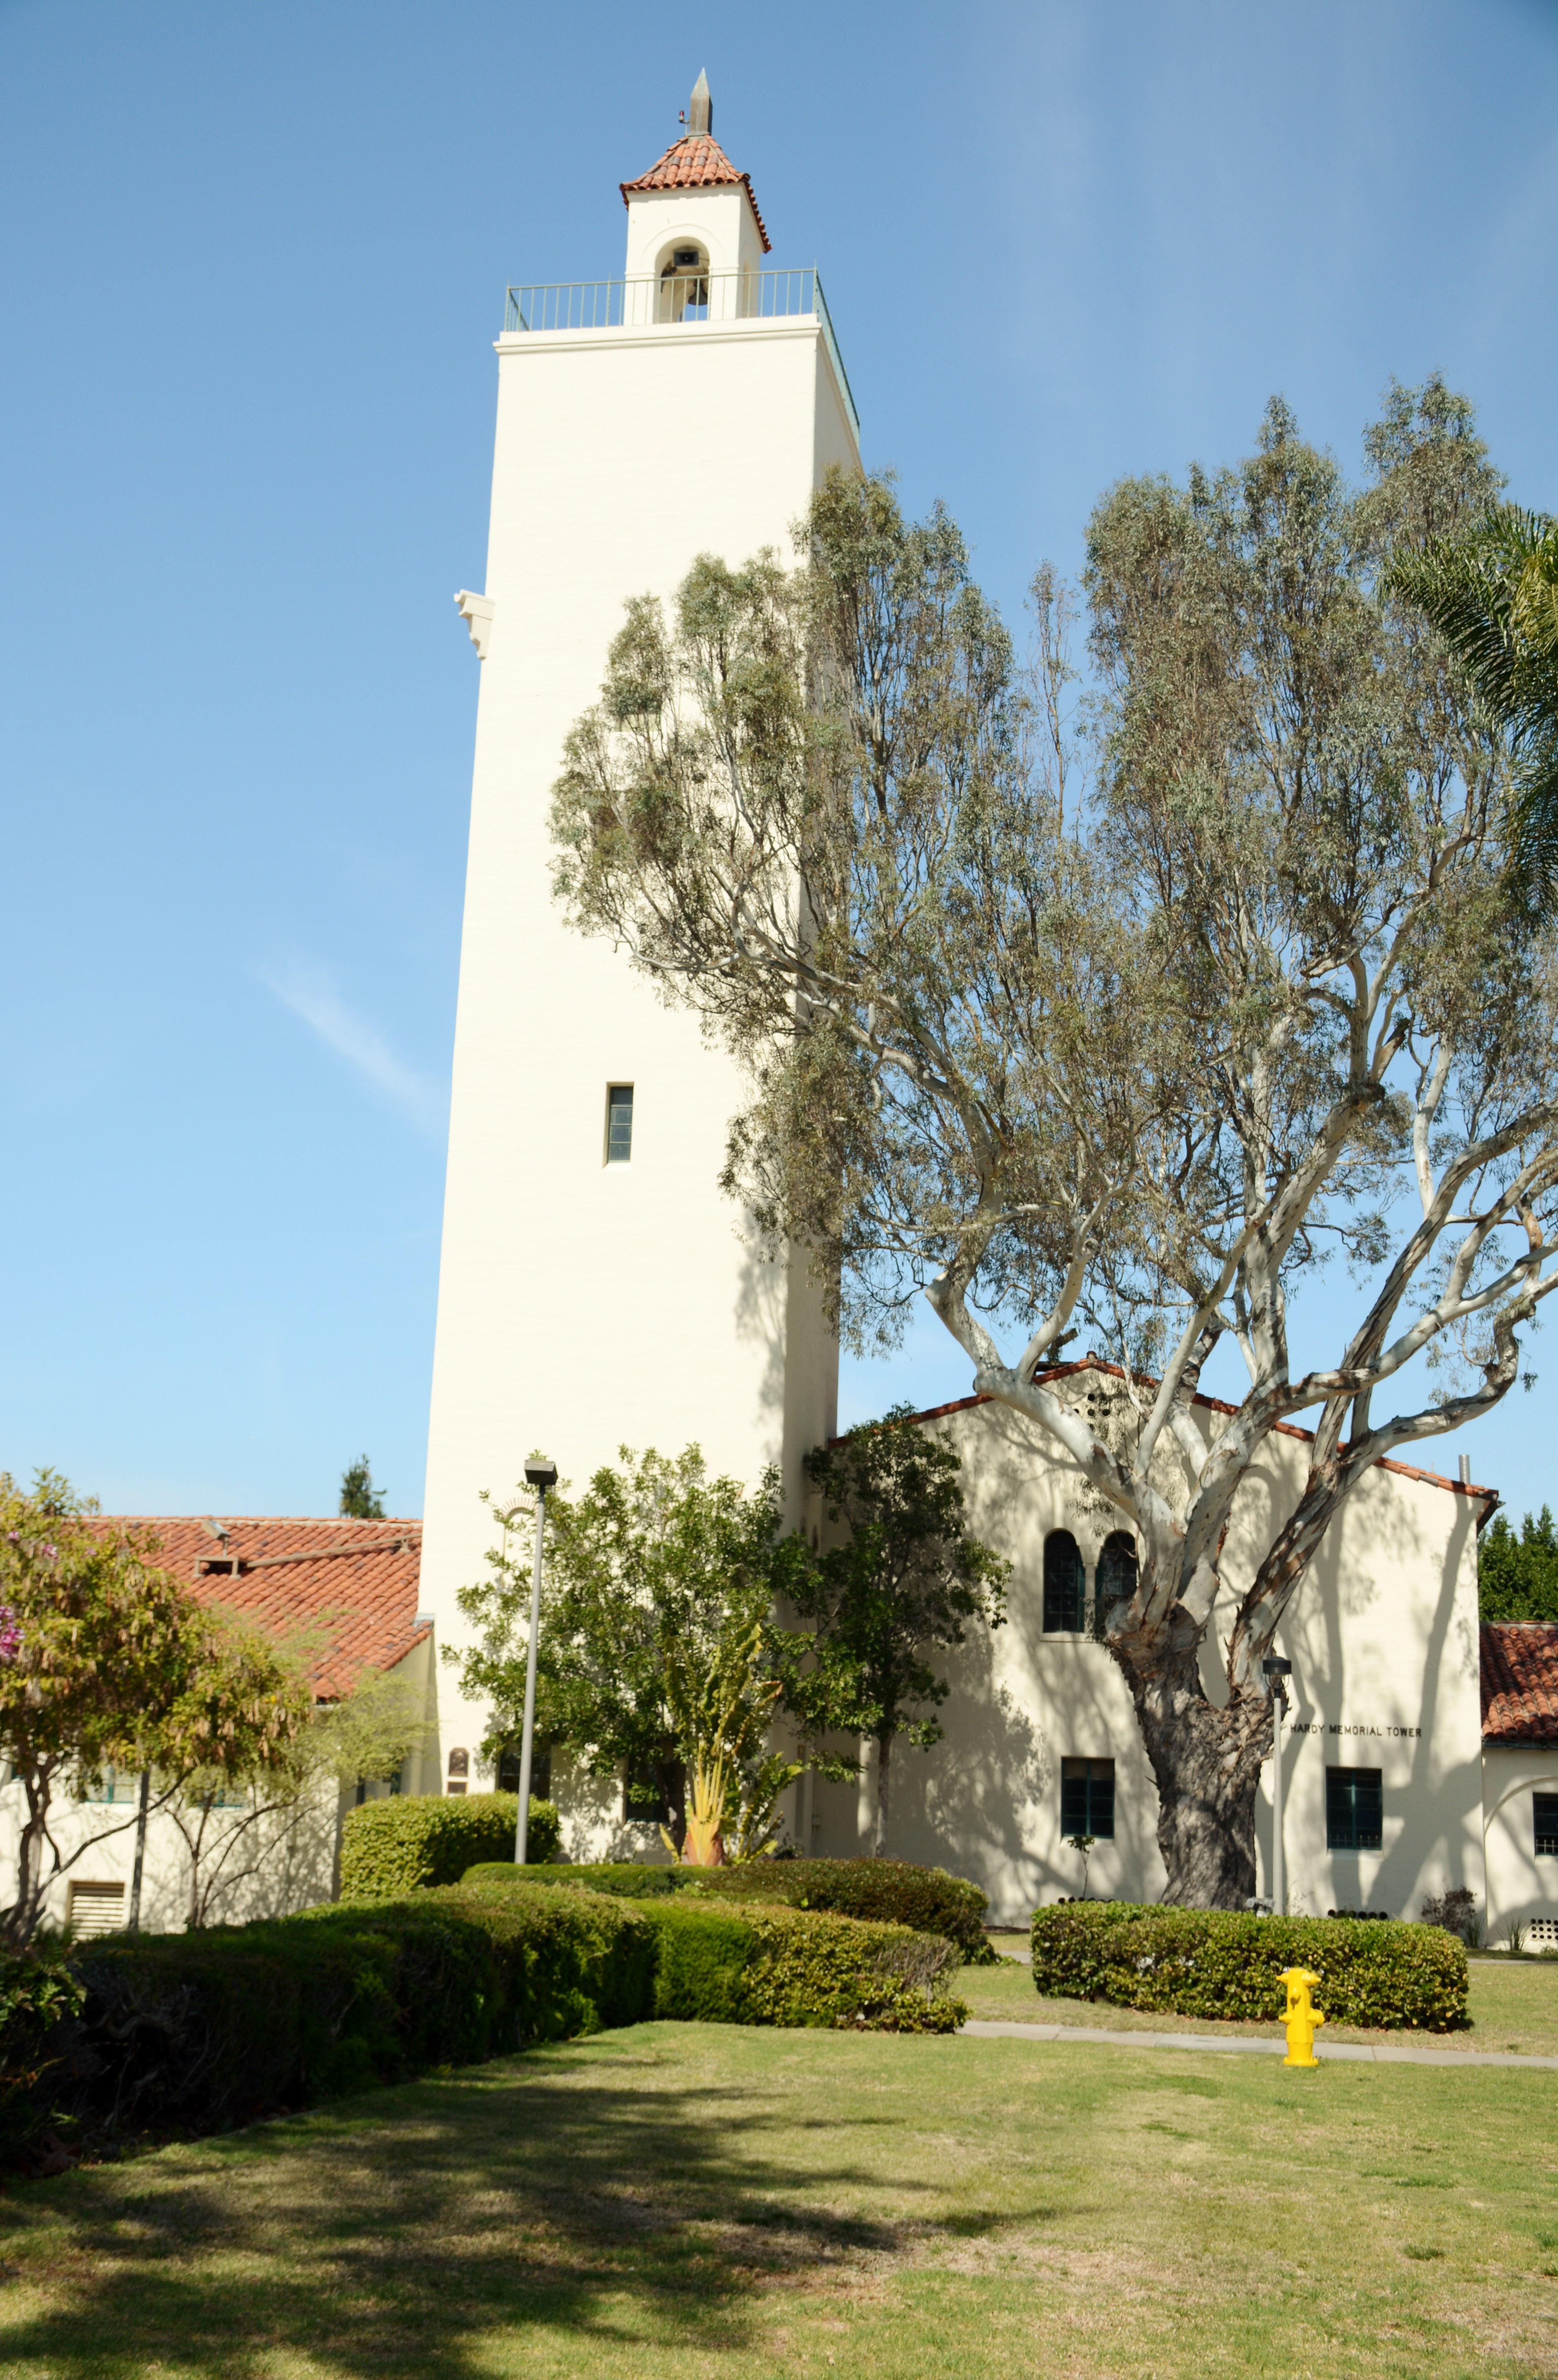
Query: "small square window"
1060 1756 1114 1840
606 1084 634 1163
1326 1766 1383 1852
1535 1794 1558 1858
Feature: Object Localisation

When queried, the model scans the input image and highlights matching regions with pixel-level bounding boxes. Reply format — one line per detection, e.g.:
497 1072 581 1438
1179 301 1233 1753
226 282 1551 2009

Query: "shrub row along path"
967 1944 1558 2061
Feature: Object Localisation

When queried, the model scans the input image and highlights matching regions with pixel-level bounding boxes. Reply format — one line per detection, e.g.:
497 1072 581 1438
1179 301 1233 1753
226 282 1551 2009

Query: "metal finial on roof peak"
688 70 711 136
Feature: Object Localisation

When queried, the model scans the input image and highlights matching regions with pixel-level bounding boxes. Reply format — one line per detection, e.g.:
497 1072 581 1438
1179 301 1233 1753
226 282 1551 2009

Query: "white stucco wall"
798 1381 1488 1927
1482 1744 1558 1946
419 179 859 1788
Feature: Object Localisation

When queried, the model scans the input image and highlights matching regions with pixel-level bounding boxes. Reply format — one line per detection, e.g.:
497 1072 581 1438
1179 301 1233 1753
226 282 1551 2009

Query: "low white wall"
1482 1744 1558 1947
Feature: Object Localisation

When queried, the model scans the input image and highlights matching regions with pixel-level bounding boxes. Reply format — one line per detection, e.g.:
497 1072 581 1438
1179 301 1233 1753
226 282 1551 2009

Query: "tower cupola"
619 72 771 293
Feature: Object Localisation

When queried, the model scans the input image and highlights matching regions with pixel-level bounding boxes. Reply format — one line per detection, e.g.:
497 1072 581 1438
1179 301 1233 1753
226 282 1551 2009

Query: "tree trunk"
873 1734 890 1858
1114 1646 1271 1908
4 1771 54 1949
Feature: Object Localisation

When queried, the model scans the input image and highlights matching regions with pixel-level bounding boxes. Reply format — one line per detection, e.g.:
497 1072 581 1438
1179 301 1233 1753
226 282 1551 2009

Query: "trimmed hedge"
339 1793 561 1898
2 1881 966 2162
0 1951 85 2163
461 1856 995 1963
4 1884 653 2160
1029 1902 1470 2032
519 1891 966 2033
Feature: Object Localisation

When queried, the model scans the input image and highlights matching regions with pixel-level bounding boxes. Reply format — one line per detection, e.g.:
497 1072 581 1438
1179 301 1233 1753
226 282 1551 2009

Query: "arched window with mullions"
1043 1529 1085 1633
1096 1532 1139 1630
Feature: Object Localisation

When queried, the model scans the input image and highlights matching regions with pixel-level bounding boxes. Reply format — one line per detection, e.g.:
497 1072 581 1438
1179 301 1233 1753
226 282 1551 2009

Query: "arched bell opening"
658 242 711 322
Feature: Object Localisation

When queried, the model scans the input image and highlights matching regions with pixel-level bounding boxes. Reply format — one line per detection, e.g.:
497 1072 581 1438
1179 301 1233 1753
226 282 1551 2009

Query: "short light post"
514 1457 558 1868
1263 1655 1292 1915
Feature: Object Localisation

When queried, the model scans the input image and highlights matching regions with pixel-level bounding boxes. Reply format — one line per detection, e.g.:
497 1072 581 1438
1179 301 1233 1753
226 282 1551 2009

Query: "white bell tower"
419 80 859 1790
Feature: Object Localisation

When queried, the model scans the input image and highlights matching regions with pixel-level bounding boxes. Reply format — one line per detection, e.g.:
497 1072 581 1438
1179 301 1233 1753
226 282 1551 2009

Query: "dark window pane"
1043 1530 1085 1633
1535 1794 1558 1857
1326 1766 1383 1852
1097 1532 1138 1619
496 1745 551 1801
1060 1756 1115 1840
607 1085 634 1163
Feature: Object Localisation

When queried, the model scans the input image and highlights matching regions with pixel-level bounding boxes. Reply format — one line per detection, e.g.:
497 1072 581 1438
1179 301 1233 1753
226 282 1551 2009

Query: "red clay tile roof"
1482 1623 1558 1745
862 1359 1496 1508
620 133 771 252
100 1516 426 1699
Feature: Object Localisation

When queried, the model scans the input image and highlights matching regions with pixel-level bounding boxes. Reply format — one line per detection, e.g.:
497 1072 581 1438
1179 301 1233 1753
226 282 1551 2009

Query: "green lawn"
3 2014 1557 2379
966 1945 1558 2054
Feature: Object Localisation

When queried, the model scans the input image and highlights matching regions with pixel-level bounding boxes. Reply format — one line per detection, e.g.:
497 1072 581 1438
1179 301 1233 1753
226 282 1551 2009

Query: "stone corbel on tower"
455 589 494 660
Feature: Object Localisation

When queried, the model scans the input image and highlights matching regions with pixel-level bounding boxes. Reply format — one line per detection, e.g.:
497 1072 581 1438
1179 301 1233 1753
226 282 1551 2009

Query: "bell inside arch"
658 243 710 322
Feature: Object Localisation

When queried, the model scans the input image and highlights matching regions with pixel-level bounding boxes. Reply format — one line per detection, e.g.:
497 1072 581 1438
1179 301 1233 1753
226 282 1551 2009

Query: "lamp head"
1262 1656 1292 1678
524 1457 559 1493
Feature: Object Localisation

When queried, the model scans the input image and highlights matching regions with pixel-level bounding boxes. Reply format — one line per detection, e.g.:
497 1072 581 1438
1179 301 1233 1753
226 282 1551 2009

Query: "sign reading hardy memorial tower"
420 80 858 1785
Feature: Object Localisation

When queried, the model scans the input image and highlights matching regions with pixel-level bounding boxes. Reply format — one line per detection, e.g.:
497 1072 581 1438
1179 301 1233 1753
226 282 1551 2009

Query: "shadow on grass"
0 2031 1033 2378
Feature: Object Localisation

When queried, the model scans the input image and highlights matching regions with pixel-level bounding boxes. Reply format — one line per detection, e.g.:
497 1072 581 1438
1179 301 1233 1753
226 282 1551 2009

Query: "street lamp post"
1263 1655 1292 1915
514 1457 558 1867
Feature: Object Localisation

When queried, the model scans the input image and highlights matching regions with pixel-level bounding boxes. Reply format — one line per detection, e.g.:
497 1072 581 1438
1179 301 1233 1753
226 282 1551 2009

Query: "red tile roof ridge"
619 133 771 252
1481 1621 1558 1744
107 1514 421 1532
90 1514 426 1697
832 1359 1494 1502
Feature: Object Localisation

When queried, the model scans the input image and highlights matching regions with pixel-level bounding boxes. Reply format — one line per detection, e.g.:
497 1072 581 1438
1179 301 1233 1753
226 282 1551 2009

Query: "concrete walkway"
960 2017 1558 2070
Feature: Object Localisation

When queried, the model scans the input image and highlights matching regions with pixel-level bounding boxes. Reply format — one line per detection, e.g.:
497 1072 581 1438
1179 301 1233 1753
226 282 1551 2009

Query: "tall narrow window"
1060 1757 1115 1840
1535 1794 1558 1857
606 1084 634 1163
1326 1767 1383 1851
1043 1529 1085 1633
1096 1532 1138 1628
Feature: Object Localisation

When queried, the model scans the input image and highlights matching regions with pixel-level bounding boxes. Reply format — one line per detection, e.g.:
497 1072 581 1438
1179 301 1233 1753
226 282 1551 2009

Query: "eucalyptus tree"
549 386 1558 1906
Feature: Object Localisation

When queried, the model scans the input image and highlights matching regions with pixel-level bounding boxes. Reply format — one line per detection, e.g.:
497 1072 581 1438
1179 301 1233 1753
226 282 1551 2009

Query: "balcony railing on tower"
502 268 859 437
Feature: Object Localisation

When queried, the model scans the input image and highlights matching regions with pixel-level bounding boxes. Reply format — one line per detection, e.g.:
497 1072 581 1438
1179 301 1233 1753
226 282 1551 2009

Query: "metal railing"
501 268 859 435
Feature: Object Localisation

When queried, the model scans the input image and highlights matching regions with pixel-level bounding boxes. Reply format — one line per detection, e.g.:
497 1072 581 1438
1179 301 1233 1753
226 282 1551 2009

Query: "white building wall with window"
795 1368 1491 1929
418 89 856 1789
1483 1748 1558 1947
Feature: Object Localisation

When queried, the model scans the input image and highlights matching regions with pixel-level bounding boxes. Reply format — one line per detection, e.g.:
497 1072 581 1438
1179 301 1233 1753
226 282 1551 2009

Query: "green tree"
452 1446 811 1851
0 1472 309 1946
339 1456 385 1520
1389 500 1558 899
550 387 1558 1907
1478 1506 1558 1624
167 1655 424 1928
785 1410 1008 1856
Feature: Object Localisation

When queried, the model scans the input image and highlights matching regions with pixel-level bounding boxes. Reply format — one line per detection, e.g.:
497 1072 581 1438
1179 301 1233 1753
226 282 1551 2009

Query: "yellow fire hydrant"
1278 1966 1326 2068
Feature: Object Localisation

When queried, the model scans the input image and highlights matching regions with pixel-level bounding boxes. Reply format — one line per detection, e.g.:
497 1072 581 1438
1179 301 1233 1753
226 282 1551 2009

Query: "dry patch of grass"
1 2021 1556 2378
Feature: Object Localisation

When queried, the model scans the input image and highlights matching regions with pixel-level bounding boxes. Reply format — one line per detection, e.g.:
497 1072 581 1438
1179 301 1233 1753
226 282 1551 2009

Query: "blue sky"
2 0 1556 1519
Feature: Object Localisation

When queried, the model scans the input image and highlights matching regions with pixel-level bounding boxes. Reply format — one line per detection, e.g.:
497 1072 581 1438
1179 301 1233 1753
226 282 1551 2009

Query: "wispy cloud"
264 962 447 1141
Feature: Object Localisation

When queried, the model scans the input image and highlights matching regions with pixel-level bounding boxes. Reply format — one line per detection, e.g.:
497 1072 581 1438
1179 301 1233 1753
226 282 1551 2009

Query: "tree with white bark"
549 380 1558 1906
